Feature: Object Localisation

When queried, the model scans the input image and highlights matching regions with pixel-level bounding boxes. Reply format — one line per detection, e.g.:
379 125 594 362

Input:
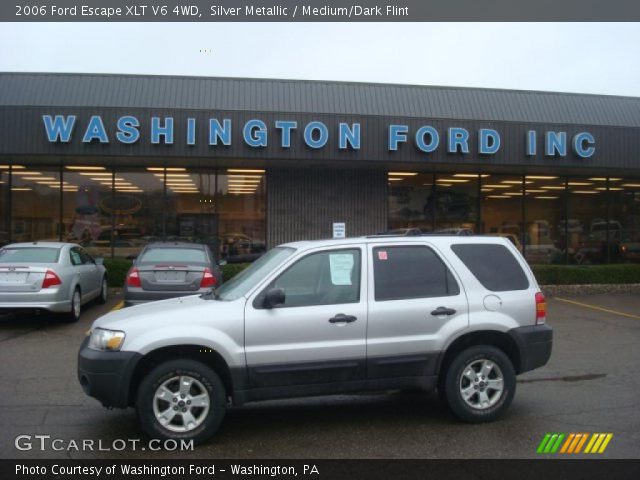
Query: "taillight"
126 268 141 288
42 269 62 289
535 292 546 324
200 268 217 288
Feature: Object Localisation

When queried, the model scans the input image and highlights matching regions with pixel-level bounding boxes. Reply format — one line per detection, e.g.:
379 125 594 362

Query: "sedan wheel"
64 288 81 323
98 277 108 304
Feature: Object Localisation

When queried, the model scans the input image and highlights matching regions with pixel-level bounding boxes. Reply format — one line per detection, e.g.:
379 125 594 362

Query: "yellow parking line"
555 297 640 320
110 301 124 312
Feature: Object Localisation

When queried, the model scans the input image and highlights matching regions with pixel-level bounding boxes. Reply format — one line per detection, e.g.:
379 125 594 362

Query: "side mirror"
94 257 104 265
263 288 285 309
218 259 228 266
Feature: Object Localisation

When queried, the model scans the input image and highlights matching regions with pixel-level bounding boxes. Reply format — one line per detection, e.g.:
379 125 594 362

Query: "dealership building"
0 72 638 264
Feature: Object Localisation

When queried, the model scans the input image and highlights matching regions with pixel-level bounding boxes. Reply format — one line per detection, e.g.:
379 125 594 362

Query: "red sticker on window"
378 251 388 260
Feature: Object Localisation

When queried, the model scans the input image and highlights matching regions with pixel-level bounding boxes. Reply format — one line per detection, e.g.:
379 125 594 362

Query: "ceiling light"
36 181 61 185
0 165 25 169
227 169 265 173
388 178 404 181
501 180 532 184
65 166 106 171
589 177 622 181
486 195 510 199
525 189 547 193
79 172 112 177
482 184 512 189
480 188 494 192
540 186 565 190
568 182 594 186
525 176 558 180
11 187 32 191
454 174 490 178
535 196 559 200
437 183 452 187
388 172 418 176
227 175 262 179
22 176 57 181
572 190 599 194
621 183 640 188
154 173 190 178
12 171 43 176
437 178 470 183
596 187 624 191
503 192 524 196
146 167 186 172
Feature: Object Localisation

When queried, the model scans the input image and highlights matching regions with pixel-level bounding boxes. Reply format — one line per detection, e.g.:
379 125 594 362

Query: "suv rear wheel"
441 345 515 422
136 359 226 444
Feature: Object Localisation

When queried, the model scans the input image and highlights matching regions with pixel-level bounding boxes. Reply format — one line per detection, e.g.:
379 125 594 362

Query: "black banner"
3 0 640 22
3 459 640 480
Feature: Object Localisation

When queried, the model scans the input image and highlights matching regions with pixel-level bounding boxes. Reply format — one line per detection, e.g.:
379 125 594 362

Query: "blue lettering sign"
209 119 231 146
42 115 76 142
116 115 140 144
275 120 297 148
546 131 567 156
82 115 109 143
415 126 439 153
389 125 408 151
448 128 469 153
527 130 537 156
151 117 174 144
479 129 500 154
186 118 196 145
304 121 329 149
244 119 268 147
572 132 595 158
338 123 361 150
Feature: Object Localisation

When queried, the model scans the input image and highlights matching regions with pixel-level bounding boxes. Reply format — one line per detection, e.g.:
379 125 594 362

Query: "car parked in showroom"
0 242 107 322
79 235 552 444
123 242 223 307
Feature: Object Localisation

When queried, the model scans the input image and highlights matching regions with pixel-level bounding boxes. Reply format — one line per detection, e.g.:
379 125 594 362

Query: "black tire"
136 359 226 445
97 276 108 304
63 287 81 323
441 345 515 423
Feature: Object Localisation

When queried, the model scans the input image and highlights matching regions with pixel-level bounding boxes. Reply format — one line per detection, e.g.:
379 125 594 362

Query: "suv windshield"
213 247 295 301
0 247 60 263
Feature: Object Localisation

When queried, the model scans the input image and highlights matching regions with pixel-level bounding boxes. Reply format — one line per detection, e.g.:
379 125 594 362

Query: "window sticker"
377 250 388 261
329 253 354 285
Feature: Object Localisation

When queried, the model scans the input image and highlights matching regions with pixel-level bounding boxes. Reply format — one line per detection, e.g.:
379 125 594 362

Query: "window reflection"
480 175 524 251
387 172 434 233
568 177 608 264
524 176 565 264
434 174 479 234
606 178 640 263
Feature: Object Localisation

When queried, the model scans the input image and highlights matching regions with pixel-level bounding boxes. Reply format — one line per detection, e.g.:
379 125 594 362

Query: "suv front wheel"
136 359 227 444
441 345 516 422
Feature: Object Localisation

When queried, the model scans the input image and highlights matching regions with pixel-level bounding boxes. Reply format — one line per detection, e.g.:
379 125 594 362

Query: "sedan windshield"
0 247 60 263
213 247 295 301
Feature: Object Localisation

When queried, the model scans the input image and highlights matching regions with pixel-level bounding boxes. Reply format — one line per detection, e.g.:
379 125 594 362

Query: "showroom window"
434 173 479 234
524 175 566 264
10 166 62 243
567 177 608 264
602 177 640 264
479 175 524 249
387 172 435 233
0 165 9 246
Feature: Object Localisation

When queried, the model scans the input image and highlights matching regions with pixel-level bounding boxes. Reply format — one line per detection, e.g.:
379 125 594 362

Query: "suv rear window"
451 243 529 291
138 247 207 264
0 247 60 263
373 246 459 301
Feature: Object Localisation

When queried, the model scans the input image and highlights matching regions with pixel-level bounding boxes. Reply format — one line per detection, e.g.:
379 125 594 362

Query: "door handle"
430 306 457 316
329 314 357 324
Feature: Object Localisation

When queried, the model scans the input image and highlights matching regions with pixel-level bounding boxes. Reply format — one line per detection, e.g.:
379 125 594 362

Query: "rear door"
366 242 469 380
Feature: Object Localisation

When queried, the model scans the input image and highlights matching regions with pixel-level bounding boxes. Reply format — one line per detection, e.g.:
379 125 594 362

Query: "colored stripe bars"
537 433 613 454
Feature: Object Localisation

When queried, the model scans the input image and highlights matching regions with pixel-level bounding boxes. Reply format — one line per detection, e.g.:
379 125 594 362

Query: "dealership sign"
42 114 596 158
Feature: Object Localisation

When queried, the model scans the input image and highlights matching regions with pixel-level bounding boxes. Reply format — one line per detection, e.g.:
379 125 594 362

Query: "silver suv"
78 236 552 444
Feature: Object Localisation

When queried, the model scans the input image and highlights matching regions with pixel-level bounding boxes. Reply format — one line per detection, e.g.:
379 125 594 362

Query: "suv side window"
69 247 83 266
373 245 460 301
451 243 529 291
263 248 361 308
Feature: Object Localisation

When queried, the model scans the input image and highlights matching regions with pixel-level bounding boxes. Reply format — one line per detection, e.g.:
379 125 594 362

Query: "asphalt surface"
0 291 639 459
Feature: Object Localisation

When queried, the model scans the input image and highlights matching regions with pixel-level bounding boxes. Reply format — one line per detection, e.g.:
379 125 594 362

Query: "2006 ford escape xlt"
78 236 552 444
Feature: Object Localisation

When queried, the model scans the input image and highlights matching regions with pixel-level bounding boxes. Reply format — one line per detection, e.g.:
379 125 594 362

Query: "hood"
92 294 237 332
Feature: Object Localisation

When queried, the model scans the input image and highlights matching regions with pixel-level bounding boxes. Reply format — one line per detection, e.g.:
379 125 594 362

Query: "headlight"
88 328 126 351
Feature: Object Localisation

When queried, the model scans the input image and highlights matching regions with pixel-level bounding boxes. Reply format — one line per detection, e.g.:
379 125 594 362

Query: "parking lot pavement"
1 293 639 459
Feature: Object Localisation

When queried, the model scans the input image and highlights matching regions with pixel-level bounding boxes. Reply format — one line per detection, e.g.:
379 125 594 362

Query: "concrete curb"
541 284 640 296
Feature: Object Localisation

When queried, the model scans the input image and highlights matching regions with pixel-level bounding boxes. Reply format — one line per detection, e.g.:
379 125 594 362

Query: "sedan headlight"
88 328 126 351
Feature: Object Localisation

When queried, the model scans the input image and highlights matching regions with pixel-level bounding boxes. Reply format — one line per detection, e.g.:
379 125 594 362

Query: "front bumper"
507 324 553 374
77 337 142 408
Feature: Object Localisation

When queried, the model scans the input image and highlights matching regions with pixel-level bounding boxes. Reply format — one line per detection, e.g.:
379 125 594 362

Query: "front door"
245 246 366 388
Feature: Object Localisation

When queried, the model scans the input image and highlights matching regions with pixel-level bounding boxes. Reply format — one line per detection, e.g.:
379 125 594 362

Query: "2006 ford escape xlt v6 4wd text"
78 236 552 444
